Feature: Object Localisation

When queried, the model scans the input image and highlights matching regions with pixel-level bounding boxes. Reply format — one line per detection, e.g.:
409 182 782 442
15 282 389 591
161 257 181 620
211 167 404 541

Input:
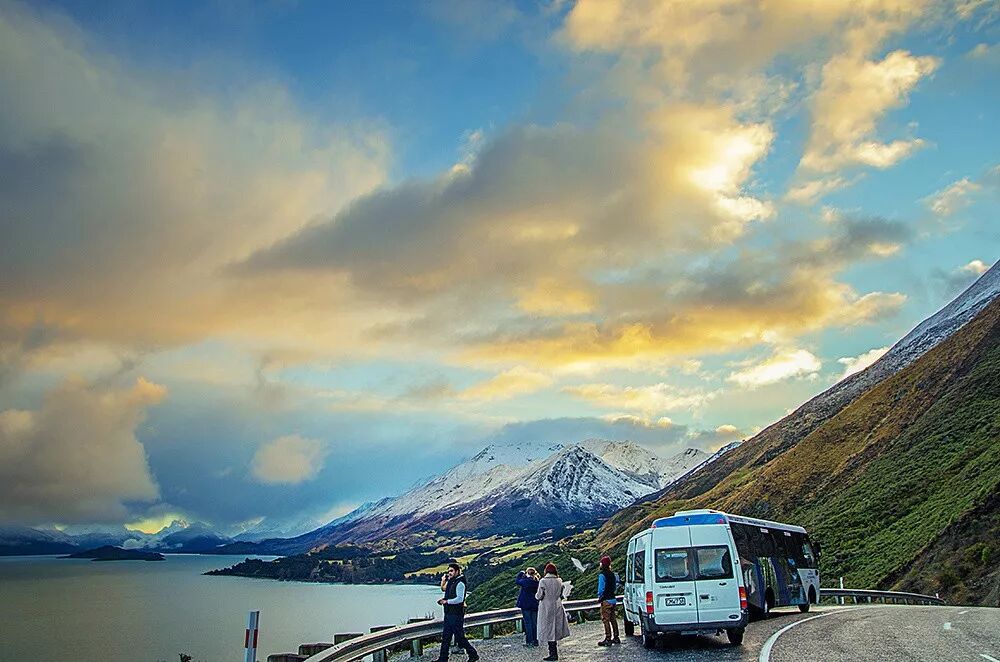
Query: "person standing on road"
432 563 479 662
516 566 541 647
536 562 570 661
596 555 621 646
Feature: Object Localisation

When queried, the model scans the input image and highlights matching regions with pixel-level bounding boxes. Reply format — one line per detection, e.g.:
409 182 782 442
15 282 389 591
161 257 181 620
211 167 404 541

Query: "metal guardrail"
295 589 943 662
820 588 944 605
300 595 620 662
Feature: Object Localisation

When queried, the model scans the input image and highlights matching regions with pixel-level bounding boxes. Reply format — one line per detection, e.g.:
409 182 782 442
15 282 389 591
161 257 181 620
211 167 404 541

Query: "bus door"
689 525 741 624
651 528 699 626
627 534 649 622
779 530 806 603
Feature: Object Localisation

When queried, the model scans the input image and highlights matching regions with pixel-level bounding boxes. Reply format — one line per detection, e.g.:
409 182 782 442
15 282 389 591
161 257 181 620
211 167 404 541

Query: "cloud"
925 177 983 217
486 415 689 448
461 219 909 369
459 367 554 401
727 348 822 388
0 377 164 524
251 435 327 485
838 346 890 378
563 382 718 415
562 0 931 98
801 50 939 172
686 424 748 450
238 106 774 299
0 2 387 355
931 259 995 299
784 177 848 205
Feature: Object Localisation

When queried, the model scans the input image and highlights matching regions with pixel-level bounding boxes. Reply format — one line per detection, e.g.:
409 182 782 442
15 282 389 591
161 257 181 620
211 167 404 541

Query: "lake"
0 555 442 662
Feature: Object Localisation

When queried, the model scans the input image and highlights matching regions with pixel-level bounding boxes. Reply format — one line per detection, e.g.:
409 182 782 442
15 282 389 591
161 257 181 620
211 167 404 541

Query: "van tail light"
739 586 748 610
645 591 654 614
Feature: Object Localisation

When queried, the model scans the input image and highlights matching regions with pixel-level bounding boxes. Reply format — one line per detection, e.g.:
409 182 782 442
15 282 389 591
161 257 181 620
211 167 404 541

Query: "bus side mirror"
814 542 822 559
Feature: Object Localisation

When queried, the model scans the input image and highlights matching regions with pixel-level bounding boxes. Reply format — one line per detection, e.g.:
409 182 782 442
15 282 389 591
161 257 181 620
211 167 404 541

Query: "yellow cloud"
801 50 939 172
564 382 718 415
251 435 327 485
838 346 890 378
459 366 554 401
925 178 982 216
727 348 822 389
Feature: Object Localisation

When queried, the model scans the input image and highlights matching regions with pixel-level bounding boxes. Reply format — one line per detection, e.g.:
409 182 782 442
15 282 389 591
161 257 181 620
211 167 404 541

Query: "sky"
1 0 998 536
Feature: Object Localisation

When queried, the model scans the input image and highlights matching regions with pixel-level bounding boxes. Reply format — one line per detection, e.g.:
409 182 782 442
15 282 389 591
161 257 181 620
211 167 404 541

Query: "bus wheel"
642 632 656 649
726 628 745 645
763 590 774 617
624 618 635 637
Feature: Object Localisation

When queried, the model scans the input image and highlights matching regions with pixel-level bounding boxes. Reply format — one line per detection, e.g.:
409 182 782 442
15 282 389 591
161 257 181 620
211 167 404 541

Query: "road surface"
414 605 1000 662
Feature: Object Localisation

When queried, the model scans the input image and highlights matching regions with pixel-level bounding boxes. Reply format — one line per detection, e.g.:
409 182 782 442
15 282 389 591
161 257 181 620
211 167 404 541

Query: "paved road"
414 606 1000 662
767 605 1000 662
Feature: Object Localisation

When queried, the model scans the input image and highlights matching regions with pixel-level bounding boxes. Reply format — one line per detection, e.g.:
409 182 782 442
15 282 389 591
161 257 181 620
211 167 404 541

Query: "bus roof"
650 509 808 534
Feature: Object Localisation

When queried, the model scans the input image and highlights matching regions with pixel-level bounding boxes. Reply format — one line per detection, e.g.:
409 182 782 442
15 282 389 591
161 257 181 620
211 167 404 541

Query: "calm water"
0 555 441 662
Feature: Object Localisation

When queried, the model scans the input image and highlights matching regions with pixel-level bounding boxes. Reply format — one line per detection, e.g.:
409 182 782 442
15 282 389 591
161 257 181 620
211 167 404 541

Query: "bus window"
626 549 634 581
655 548 694 582
782 531 801 565
754 527 777 557
634 550 645 583
800 537 817 566
695 546 734 580
731 522 755 561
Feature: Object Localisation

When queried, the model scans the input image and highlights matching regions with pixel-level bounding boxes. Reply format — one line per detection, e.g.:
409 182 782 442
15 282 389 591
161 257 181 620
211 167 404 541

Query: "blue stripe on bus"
651 513 728 527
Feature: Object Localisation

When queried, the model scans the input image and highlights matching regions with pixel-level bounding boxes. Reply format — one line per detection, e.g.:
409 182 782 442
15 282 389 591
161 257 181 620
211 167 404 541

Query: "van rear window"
654 548 694 582
695 546 733 580
653 546 734 582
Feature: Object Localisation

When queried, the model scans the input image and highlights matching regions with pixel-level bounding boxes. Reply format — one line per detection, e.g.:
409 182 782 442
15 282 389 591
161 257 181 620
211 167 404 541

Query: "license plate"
664 597 686 606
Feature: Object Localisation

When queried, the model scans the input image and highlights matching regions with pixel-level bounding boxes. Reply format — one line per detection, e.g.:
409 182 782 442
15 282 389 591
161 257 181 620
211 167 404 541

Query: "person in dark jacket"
596 555 621 646
432 563 479 662
516 566 540 647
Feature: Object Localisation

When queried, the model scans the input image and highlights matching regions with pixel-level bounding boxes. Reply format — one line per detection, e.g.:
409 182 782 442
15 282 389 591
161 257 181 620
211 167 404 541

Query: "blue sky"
0 0 997 534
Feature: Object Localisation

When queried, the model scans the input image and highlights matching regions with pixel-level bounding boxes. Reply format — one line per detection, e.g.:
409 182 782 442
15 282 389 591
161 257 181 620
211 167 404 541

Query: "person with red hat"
596 555 621 646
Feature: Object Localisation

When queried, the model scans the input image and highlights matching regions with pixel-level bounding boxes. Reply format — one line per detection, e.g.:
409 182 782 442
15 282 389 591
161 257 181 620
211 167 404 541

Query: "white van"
622 510 820 647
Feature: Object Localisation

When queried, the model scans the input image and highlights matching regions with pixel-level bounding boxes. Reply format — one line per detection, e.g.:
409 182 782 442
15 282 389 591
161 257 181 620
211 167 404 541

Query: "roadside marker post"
244 610 260 662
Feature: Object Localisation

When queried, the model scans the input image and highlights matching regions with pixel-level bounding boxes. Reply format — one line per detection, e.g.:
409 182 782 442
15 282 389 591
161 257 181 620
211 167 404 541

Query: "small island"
61 545 166 561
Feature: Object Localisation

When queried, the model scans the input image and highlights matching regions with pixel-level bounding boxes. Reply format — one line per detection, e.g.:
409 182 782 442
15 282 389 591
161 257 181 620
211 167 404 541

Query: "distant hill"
62 545 165 561
591 292 1000 606
0 525 77 556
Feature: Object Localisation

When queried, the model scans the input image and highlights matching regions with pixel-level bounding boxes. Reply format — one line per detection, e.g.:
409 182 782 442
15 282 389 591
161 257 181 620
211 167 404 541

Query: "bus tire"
800 586 816 612
642 632 656 649
726 628 745 645
624 618 635 637
763 590 774 617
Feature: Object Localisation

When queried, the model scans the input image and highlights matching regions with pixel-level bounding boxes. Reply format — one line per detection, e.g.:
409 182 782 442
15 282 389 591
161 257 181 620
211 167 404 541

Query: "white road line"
943 622 952 630
979 654 1000 662
959 610 970 615
759 613 831 662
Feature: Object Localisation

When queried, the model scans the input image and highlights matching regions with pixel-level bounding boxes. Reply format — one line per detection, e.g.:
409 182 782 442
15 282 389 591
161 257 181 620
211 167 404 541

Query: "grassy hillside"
580 297 1000 605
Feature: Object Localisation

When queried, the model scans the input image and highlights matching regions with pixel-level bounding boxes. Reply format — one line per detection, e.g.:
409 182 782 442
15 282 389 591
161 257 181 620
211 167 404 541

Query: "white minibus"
622 509 821 648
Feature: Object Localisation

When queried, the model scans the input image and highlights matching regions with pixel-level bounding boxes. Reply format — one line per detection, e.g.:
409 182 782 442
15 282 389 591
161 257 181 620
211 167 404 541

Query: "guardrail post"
406 617 432 657
370 625 392 662
483 623 494 639
838 577 844 605
515 619 523 634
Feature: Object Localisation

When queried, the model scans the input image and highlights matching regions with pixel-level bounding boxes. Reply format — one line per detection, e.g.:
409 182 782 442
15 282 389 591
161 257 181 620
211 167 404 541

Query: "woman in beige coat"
535 562 570 660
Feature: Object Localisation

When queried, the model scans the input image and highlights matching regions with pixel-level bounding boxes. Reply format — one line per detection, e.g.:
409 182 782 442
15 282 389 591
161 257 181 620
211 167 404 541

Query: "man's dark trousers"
439 612 478 661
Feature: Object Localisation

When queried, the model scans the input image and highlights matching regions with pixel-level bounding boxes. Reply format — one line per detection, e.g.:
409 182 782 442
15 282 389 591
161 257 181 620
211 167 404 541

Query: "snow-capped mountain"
357 440 705 523
283 440 708 550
